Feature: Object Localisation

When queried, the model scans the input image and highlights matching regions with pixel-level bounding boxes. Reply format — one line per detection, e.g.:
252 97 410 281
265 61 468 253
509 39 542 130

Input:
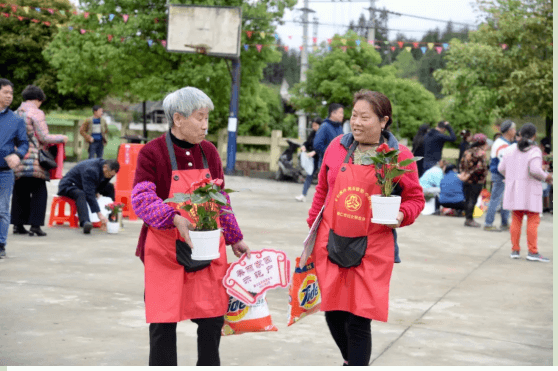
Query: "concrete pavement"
0 167 553 366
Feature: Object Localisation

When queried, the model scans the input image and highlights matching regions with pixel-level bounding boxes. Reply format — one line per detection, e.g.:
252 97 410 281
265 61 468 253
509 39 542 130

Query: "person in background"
0 78 28 258
483 120 516 232
499 123 552 262
11 85 68 237
439 164 467 215
313 103 344 167
419 159 447 214
80 105 109 159
540 137 552 213
306 90 424 366
412 123 430 178
57 159 119 234
422 120 456 172
296 117 322 202
457 129 472 171
459 133 489 228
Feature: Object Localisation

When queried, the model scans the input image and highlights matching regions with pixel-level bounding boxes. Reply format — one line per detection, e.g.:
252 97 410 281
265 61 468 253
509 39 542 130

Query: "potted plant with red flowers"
104 202 125 233
361 143 421 224
164 178 234 260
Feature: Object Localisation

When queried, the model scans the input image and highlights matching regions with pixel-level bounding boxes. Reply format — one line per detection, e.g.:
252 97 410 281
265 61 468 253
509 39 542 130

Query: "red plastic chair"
48 196 79 228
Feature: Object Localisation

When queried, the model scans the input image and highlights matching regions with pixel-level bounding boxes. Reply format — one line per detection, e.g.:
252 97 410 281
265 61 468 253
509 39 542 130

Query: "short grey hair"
163 87 214 129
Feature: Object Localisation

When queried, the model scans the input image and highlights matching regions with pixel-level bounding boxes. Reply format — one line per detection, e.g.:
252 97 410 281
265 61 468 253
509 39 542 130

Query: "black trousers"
325 311 372 366
149 316 225 366
58 183 115 225
11 177 48 227
440 201 466 211
463 183 483 221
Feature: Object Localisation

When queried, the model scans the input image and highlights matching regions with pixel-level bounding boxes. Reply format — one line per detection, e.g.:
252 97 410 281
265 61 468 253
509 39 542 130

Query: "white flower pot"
190 229 221 261
371 195 401 225
107 221 120 234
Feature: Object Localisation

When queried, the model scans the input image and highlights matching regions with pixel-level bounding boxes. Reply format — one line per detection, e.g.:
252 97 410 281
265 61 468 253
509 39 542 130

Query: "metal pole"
142 101 148 143
367 0 376 46
297 0 314 142
225 58 241 175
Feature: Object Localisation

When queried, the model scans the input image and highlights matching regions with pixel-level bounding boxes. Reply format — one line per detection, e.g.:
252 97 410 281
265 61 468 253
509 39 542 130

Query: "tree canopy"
434 0 552 133
0 0 93 111
43 0 296 134
290 30 440 140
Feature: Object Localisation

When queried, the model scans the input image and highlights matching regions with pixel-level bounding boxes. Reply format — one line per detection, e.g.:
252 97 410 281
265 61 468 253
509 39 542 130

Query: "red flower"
376 143 391 154
210 179 223 187
191 178 211 189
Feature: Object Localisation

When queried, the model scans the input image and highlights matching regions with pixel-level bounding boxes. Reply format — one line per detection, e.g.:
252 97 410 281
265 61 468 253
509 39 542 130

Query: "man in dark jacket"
58 159 120 233
313 103 344 165
422 121 456 172
296 117 322 202
0 78 28 258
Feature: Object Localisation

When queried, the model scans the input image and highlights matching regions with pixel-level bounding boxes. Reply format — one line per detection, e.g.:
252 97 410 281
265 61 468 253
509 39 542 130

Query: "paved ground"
0 164 553 366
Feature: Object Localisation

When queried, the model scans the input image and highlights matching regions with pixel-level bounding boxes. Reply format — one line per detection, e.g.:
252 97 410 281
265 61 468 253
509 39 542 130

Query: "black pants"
463 183 483 221
440 201 466 211
149 316 225 366
58 183 115 225
325 311 372 366
11 177 48 227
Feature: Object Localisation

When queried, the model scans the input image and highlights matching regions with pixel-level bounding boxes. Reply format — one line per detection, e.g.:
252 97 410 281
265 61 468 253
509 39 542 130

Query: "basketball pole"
225 58 241 175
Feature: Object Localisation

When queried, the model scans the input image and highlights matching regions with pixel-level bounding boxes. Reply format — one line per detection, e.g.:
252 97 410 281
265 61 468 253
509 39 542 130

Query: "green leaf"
164 193 191 203
398 157 422 167
209 191 228 205
222 189 236 194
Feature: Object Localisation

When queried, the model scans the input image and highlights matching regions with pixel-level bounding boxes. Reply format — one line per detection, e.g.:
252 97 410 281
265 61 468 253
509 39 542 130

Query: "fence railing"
48 120 86 161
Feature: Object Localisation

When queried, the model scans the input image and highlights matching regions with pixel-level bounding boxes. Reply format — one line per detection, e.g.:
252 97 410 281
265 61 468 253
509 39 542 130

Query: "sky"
275 0 482 49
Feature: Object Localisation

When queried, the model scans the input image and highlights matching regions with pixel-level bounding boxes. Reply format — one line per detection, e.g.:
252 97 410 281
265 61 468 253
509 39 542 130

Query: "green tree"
434 0 552 136
0 0 93 111
43 0 296 134
262 40 300 86
392 50 418 80
291 30 440 141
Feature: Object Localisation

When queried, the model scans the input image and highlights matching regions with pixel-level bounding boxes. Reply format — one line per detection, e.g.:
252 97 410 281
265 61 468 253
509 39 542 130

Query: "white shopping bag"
87 196 113 222
299 152 314 176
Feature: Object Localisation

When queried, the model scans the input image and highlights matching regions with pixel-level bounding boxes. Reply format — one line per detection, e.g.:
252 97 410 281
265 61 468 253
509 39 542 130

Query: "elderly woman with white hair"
131 87 250 366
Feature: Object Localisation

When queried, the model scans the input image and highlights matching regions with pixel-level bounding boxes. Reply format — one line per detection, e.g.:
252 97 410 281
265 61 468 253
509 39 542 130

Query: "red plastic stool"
48 196 79 228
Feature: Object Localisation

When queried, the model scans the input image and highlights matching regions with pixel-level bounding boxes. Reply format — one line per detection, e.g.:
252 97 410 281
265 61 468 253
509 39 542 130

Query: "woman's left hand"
231 240 251 259
385 211 404 229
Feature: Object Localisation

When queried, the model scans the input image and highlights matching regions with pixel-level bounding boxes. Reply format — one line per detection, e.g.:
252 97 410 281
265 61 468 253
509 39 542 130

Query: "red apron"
313 142 394 321
144 133 229 323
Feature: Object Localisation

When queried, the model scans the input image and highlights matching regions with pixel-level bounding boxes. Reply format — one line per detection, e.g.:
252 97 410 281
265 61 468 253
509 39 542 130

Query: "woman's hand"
385 211 404 229
173 214 195 248
301 145 307 152
545 173 553 184
307 151 316 158
231 240 251 259
62 135 68 144
458 172 470 182
4 154 20 169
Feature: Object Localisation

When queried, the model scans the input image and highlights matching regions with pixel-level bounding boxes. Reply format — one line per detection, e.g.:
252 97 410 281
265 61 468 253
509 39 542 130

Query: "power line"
280 19 440 33
306 1 477 28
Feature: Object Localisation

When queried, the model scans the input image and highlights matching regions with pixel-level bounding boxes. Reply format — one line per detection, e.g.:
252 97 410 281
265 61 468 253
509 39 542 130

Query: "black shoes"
0 243 5 258
13 225 29 235
83 222 93 234
29 226 47 237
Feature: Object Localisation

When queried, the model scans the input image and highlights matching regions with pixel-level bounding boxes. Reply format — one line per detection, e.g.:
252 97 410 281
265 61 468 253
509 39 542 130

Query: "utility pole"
367 0 376 46
313 16 318 49
297 0 315 141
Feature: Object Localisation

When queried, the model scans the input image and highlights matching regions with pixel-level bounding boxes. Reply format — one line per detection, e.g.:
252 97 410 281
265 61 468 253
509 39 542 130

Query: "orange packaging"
287 256 321 326
221 293 278 336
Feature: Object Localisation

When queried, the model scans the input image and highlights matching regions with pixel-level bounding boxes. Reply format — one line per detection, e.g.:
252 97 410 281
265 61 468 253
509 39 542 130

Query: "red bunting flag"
500 43 508 50
72 11 77 15
398 41 404 48
107 35 113 42
412 42 419 48
256 44 262 52
1 12 8 18
84 12 89 19
161 40 167 48
284 45 288 51
17 15 23 20
327 38 332 44
31 19 40 23
436 46 442 54
154 18 158 23
246 31 253 38
391 46 396 51
288 35 292 39
43 21 51 26
368 40 374 45
341 46 347 52
48 8 54 14
312 37 317 44
122 14 128 23
0 4 5 8
80 29 86 34
10 4 16 12
299 45 303 51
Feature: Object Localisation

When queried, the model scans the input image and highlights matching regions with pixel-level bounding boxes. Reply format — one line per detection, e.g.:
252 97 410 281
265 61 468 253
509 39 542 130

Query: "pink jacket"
498 144 548 213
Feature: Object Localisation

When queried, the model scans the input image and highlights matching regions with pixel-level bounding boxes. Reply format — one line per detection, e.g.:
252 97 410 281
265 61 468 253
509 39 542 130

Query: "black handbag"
38 148 58 170
175 240 212 273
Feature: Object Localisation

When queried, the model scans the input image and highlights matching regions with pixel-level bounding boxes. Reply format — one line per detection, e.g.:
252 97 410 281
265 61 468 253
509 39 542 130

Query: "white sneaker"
295 195 306 202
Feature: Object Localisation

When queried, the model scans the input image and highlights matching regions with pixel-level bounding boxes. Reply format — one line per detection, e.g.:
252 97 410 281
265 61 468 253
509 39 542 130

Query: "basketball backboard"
167 5 242 59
